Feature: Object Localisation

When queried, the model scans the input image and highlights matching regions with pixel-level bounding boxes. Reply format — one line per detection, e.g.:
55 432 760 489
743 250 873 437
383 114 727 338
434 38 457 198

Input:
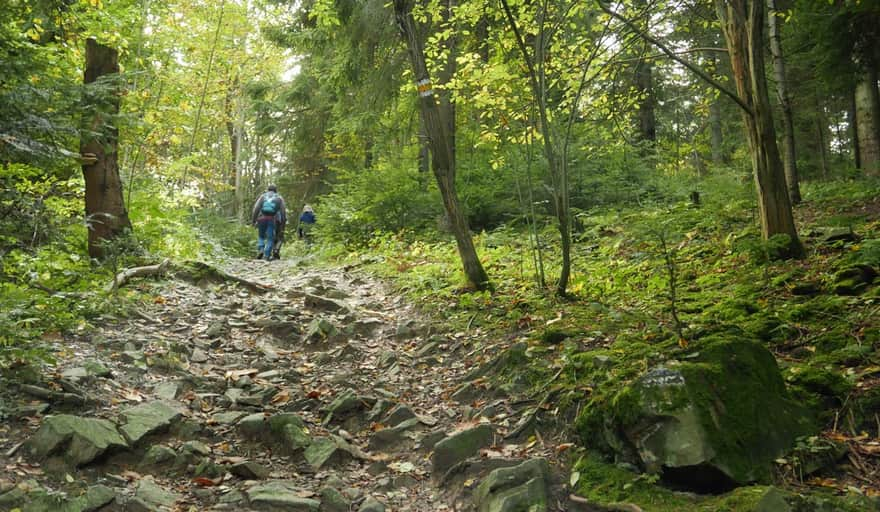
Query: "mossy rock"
783 365 853 406
578 337 816 490
832 264 877 295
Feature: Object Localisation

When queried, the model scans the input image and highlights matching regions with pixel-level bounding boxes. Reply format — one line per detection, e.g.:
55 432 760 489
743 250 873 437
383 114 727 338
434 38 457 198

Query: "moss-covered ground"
337 178 880 509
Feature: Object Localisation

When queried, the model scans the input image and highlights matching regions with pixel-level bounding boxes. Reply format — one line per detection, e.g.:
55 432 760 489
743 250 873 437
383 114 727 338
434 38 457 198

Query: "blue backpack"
261 192 279 215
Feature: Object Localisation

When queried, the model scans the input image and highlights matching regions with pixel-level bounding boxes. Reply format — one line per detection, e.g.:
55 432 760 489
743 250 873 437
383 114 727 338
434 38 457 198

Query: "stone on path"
152 381 180 401
319 487 351 512
142 445 177 466
230 461 271 480
304 293 350 313
304 317 339 343
358 497 386 512
119 401 182 445
383 404 416 426
369 417 420 452
27 414 128 467
432 424 494 477
127 476 180 512
246 481 321 511
474 458 551 512
304 435 367 470
0 481 116 512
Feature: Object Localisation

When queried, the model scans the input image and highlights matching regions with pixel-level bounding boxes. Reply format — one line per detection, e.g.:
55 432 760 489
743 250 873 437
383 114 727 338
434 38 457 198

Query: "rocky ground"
0 257 571 512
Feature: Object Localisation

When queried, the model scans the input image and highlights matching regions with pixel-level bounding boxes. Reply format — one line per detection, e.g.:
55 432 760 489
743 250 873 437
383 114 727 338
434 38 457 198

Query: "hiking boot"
255 252 263 260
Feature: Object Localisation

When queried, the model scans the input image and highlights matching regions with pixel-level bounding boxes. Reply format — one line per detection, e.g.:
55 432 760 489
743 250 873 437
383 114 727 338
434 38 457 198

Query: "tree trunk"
225 76 242 216
393 0 490 290
850 91 861 168
815 98 830 179
715 0 802 256
634 19 656 146
855 59 880 175
81 38 132 259
709 98 724 165
500 0 571 295
767 0 800 203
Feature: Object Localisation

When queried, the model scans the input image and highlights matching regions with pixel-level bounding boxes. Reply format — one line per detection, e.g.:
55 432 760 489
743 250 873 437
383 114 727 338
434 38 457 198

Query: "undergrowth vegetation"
338 176 880 507
0 171 250 367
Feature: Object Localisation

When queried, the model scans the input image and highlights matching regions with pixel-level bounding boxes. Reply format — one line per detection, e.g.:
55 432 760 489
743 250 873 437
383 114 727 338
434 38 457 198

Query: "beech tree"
393 0 491 290
81 38 131 259
602 1 803 257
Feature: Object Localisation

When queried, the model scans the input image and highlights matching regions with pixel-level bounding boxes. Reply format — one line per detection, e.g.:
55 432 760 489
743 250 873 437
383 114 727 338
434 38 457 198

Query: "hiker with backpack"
298 204 315 243
251 185 287 260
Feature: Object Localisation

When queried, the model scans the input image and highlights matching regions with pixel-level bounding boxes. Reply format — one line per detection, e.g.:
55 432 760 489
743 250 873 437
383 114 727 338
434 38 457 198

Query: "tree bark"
81 38 132 259
715 0 802 256
709 98 724 165
854 59 880 175
393 0 490 290
767 0 800 203
635 56 656 143
225 75 243 216
850 91 861 168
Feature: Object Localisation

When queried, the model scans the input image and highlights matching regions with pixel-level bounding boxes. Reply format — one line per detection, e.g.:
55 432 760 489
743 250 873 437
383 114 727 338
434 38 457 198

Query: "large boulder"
579 338 816 490
27 415 128 467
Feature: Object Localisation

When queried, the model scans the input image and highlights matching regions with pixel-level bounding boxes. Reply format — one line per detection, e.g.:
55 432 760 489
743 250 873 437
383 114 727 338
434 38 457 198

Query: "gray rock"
756 487 793 512
588 338 816 487
237 413 269 437
324 389 362 420
304 317 339 343
415 340 440 358
432 424 494 476
142 445 177 466
132 477 180 511
367 399 395 422
319 487 350 512
27 414 128 467
230 461 271 480
384 404 416 426
474 458 550 512
304 293 349 313
190 348 209 363
153 381 180 401
451 382 480 404
212 411 249 425
304 437 352 469
205 320 227 338
267 413 311 452
181 440 211 456
358 497 386 512
369 417 420 452
418 429 447 451
246 481 321 511
378 351 398 368
119 401 182 445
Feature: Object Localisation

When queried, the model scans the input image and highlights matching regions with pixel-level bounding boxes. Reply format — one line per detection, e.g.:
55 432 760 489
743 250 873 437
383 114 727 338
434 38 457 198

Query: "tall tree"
767 0 801 203
81 38 131 259
602 1 802 257
393 0 491 290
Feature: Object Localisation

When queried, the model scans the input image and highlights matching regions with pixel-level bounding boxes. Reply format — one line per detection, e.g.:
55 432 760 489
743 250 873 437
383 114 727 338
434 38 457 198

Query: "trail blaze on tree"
393 0 491 291
81 38 131 259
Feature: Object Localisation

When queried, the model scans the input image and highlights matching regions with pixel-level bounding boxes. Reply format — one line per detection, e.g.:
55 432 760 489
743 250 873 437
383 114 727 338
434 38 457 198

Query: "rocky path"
0 259 569 512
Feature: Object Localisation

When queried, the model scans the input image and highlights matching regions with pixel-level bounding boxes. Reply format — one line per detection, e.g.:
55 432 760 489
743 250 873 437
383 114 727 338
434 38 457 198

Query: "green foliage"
319 161 442 244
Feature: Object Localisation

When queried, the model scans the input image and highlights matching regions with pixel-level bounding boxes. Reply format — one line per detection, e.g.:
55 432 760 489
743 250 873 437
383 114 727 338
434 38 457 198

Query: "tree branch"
598 2 752 115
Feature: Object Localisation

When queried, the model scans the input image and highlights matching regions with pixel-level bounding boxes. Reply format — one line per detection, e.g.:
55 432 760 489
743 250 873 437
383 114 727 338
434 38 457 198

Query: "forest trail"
0 258 570 512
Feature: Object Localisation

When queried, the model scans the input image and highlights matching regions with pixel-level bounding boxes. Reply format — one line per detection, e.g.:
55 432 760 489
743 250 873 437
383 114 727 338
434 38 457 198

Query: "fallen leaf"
192 477 220 487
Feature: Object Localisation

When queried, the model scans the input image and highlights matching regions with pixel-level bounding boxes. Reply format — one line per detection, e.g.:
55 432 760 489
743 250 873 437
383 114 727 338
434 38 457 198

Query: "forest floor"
0 256 574 511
